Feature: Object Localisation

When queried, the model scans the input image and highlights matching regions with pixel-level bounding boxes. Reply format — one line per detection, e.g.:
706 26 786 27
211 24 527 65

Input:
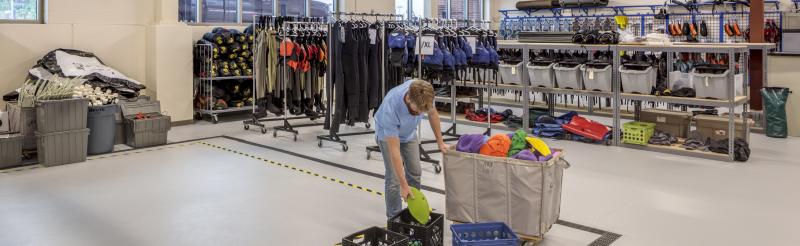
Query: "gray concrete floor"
2 113 800 246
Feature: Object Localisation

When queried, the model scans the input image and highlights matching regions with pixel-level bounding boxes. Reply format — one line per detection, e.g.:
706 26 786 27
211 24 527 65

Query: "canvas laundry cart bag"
443 147 569 237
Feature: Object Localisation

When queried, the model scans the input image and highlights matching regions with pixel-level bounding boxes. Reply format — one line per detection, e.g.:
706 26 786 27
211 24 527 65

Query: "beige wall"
342 0 396 14
0 0 200 122
0 0 153 110
767 55 800 137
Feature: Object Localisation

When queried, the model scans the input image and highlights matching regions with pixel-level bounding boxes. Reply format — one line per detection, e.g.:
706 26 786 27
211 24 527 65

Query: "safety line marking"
1 143 198 174
86 143 197 161
198 142 384 197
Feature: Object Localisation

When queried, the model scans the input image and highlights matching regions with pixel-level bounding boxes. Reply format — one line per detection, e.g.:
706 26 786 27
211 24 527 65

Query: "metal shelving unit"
494 40 760 162
194 42 256 124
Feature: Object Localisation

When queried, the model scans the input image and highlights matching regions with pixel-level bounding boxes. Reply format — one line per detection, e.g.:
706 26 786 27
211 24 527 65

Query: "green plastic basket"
622 121 656 145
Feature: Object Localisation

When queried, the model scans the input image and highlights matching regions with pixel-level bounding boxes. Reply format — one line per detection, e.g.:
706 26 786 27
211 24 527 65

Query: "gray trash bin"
87 104 118 154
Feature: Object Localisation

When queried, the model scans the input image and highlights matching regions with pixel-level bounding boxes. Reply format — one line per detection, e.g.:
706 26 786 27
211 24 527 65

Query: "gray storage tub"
36 128 90 167
7 102 37 150
36 98 88 133
87 104 118 154
120 99 170 148
443 147 568 237
1 134 23 168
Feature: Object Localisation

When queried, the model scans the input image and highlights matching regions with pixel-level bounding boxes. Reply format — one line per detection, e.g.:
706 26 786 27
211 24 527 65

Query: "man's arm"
386 136 413 201
427 108 449 153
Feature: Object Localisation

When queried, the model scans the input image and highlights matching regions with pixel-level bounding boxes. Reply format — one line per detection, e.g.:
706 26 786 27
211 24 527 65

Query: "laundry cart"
443 146 568 239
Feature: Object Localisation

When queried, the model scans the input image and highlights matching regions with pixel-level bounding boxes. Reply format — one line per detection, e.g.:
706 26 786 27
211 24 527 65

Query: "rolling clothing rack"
243 16 328 139
362 17 493 172
317 11 404 151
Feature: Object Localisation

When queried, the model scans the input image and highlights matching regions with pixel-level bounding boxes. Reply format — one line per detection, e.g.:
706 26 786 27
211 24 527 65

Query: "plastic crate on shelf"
622 121 656 145
691 69 743 100
498 63 524 85
342 227 410 246
388 209 445 246
553 63 584 90
7 102 37 150
120 98 170 148
526 63 555 88
36 128 89 167
36 98 89 133
1 134 23 168
620 66 657 94
581 64 613 92
451 222 519 246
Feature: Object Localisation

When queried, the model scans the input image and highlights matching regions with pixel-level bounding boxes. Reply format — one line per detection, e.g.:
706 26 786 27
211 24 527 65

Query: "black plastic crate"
342 227 409 246
388 209 444 246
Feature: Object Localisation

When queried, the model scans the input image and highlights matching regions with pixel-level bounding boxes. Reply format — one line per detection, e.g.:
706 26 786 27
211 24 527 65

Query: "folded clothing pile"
466 108 512 123
456 130 557 162
532 111 576 138
648 130 678 146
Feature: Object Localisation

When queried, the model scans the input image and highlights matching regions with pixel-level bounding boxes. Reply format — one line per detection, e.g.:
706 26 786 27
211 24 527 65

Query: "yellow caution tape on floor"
198 142 384 197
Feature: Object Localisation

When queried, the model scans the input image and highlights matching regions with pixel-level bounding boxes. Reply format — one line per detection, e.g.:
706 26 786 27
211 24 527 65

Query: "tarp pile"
28 49 145 98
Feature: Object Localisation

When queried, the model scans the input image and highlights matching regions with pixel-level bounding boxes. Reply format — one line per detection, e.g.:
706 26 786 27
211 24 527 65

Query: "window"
0 0 42 23
179 0 328 24
203 0 238 23
242 0 274 23
450 0 465 20
179 0 198 22
279 0 305 17
467 0 481 20
437 0 446 18
396 0 408 19
309 0 332 18
410 0 424 18
434 0 483 21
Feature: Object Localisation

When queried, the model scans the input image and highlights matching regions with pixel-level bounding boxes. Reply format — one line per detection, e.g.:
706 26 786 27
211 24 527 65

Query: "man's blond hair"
408 79 435 112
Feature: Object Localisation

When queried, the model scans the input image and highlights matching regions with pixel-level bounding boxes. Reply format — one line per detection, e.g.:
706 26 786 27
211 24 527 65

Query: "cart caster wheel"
273 131 278 138
366 151 371 160
293 134 298 142
194 113 202 120
212 115 219 124
318 141 323 148
244 124 250 130
434 165 442 174
365 123 371 129
261 128 267 134
342 144 349 152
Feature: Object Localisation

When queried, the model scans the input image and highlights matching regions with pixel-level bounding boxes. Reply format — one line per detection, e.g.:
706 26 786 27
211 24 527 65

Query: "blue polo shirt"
375 80 423 143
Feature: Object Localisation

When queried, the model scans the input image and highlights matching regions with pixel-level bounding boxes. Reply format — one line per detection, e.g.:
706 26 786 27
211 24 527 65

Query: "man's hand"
438 142 451 154
400 184 415 202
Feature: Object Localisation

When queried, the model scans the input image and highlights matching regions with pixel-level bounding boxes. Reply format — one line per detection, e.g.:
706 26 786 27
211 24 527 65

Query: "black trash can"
761 87 791 138
87 104 118 154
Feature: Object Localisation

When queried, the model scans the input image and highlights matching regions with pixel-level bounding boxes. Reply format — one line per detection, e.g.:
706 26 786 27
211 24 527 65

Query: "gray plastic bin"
527 63 556 88
87 104 118 155
7 102 37 150
36 128 90 167
553 63 584 90
36 98 88 133
120 99 170 148
499 63 524 85
1 134 23 168
581 64 613 92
